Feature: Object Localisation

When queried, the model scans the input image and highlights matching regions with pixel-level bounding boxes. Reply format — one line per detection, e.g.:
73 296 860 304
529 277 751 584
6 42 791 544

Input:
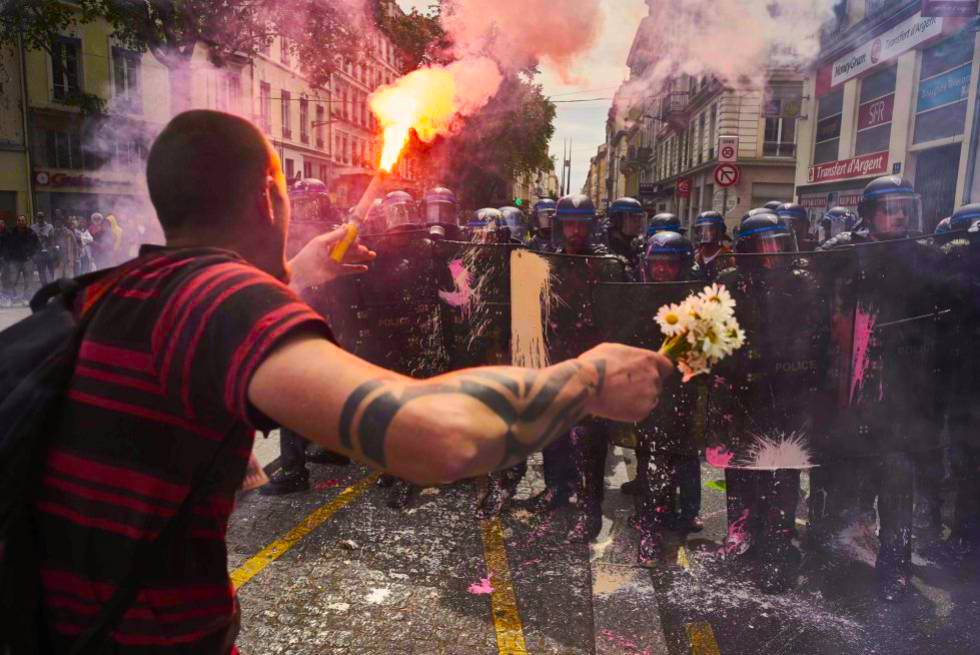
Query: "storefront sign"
676 177 692 198
858 94 895 130
922 0 978 17
917 63 971 112
639 182 660 198
807 151 890 184
830 13 944 88
34 170 132 189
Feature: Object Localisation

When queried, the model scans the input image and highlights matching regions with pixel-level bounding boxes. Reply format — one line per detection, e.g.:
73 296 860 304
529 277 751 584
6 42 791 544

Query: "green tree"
428 74 557 208
372 0 448 71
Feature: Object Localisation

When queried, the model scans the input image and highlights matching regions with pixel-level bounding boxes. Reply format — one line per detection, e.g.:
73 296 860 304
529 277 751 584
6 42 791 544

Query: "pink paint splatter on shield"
313 479 343 491
599 630 654 655
849 304 878 405
705 446 735 469
439 259 475 314
467 577 494 595
724 509 751 556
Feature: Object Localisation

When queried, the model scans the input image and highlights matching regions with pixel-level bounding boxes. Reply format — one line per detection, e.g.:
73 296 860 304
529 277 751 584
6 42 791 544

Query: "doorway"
915 144 961 232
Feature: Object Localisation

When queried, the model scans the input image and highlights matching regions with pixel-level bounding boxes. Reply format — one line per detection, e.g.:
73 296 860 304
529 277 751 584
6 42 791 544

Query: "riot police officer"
814 176 938 601
777 203 816 251
606 197 647 274
634 232 704 562
499 206 529 243
763 200 784 212
712 211 828 593
382 190 422 232
693 210 734 281
363 198 387 235
647 212 682 238
469 207 507 243
528 198 557 252
816 206 857 245
422 186 462 240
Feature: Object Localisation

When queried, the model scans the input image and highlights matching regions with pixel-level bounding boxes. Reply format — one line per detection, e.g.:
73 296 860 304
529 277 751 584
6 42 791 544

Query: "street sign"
714 163 741 188
676 177 692 198
718 136 739 163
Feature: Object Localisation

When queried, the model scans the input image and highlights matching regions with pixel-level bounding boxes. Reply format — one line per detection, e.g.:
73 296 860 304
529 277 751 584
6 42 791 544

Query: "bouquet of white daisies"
655 284 746 382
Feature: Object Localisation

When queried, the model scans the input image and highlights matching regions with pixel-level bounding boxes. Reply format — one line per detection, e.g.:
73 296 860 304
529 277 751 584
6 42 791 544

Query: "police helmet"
694 210 726 244
499 206 527 242
644 231 694 282
949 203 980 233
608 197 647 237
734 211 798 260
858 175 922 237
532 198 557 230
382 190 418 230
422 186 457 226
647 212 682 237
555 194 596 222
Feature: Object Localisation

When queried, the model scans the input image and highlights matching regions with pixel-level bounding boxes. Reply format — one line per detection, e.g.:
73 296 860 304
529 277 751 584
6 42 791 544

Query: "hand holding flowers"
656 284 746 382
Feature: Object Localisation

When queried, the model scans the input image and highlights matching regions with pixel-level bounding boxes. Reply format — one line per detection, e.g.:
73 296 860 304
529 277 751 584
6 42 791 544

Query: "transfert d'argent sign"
807 151 890 184
829 13 944 89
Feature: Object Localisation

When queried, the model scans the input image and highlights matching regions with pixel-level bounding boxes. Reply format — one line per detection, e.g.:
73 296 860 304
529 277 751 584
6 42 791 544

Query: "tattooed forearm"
338 360 604 472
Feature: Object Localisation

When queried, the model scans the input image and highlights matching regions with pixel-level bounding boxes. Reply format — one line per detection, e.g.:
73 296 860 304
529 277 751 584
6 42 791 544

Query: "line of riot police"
266 176 980 604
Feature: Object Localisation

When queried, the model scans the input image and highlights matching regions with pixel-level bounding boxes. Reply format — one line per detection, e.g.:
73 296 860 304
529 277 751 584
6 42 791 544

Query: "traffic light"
514 198 524 207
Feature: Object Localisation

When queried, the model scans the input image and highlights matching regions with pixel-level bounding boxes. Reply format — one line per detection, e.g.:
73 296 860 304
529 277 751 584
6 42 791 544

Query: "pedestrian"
87 212 113 269
26 110 670 653
105 212 125 263
5 215 40 304
74 216 96 273
51 214 81 279
31 210 57 286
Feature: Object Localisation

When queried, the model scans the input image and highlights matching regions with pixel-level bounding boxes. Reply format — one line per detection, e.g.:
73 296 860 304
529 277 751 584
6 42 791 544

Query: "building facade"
795 2 980 229
0 7 419 226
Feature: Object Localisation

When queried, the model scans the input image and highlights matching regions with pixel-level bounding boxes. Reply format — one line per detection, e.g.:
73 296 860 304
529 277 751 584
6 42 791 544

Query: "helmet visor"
425 203 456 225
873 195 922 237
739 231 798 255
384 203 416 229
536 209 555 229
696 223 722 244
621 212 647 237
645 255 684 282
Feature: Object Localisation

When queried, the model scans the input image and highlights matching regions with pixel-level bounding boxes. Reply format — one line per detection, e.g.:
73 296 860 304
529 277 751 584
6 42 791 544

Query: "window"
44 129 83 169
698 114 706 164
763 87 800 157
300 98 309 144
709 104 717 159
259 82 272 133
228 73 241 111
855 65 896 156
915 31 974 144
316 105 325 148
335 135 342 162
284 158 295 180
111 47 141 113
303 161 312 179
342 134 349 164
51 36 81 102
319 164 328 181
342 85 349 120
280 38 289 65
814 87 844 164
281 90 292 139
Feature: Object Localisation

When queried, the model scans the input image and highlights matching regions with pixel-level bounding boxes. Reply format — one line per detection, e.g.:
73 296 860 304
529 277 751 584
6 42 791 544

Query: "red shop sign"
857 94 895 131
676 177 692 198
808 151 890 184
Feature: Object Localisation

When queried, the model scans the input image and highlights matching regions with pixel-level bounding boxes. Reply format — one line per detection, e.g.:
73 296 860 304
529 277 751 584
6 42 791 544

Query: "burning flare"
370 57 503 172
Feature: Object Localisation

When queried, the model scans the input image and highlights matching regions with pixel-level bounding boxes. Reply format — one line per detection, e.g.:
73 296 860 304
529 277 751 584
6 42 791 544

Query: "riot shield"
707 252 838 468
827 237 947 456
433 240 520 369
317 231 451 378
593 280 704 452
533 253 627 364
939 236 980 449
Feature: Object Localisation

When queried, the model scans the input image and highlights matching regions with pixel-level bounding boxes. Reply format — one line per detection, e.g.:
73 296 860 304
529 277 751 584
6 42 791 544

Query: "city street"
229 449 980 655
0 307 30 332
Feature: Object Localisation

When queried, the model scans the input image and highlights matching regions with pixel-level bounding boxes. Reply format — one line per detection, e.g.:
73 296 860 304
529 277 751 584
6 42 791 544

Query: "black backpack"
0 271 234 654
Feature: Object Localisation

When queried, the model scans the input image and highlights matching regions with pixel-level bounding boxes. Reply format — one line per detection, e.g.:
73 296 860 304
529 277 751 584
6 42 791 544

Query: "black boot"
620 479 641 496
756 470 802 593
476 475 513 519
876 453 914 603
259 467 310 496
724 469 760 563
307 447 351 466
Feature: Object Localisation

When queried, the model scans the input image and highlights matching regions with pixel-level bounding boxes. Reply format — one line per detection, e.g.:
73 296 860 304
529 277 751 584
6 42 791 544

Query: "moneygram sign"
830 13 943 88
807 152 890 184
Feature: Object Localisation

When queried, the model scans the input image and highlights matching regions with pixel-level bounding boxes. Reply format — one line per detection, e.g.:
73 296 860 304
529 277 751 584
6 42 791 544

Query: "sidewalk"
0 306 30 331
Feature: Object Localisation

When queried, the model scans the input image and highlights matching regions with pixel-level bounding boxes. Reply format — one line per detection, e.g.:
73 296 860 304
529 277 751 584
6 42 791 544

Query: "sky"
394 0 647 193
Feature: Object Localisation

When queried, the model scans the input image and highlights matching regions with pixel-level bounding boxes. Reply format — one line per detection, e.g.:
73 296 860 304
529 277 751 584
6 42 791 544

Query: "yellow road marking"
231 473 380 590
686 621 722 655
480 518 529 655
677 545 691 570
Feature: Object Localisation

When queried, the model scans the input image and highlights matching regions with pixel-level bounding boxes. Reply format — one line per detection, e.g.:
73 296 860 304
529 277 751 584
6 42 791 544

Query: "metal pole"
18 31 35 219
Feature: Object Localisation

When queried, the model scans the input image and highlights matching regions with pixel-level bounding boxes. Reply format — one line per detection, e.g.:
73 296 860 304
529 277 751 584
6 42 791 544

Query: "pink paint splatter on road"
599 629 654 655
467 577 494 595
849 303 878 405
439 259 475 314
705 446 735 469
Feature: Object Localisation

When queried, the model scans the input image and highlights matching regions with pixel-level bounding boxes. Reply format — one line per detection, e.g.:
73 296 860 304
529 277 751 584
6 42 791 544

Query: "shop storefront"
32 169 146 220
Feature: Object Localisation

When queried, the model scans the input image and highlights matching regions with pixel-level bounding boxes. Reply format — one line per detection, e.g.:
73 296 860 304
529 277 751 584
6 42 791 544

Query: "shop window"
281 90 292 139
111 47 142 114
51 36 81 102
856 65 895 156
814 88 844 164
915 32 974 144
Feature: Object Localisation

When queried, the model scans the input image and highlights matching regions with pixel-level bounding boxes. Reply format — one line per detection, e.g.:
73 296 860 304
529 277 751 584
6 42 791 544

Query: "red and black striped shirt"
36 247 330 653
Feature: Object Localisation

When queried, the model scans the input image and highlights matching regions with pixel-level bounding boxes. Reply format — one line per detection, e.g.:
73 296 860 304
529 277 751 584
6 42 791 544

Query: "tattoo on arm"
338 360 604 471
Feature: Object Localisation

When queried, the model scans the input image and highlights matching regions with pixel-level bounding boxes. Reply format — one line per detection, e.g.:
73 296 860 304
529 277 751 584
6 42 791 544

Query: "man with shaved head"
29 110 671 652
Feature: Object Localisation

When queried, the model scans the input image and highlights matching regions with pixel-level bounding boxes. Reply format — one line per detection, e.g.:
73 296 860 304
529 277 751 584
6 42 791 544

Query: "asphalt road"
0 306 30 331
227 450 980 655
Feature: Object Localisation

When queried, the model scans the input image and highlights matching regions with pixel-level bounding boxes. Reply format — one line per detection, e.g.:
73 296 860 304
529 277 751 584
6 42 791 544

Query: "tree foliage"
423 74 557 207
372 0 448 71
